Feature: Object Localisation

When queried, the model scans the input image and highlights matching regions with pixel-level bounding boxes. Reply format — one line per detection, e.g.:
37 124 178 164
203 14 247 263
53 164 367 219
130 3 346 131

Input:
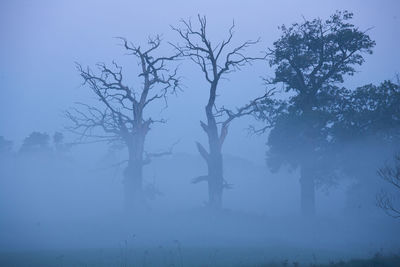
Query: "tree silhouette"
20 132 50 153
173 15 265 209
67 36 180 211
332 80 400 214
265 11 375 215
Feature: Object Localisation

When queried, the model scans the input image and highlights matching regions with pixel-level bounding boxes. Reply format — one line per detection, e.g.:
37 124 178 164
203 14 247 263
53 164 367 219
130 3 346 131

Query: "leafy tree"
19 132 50 153
265 11 375 215
332 80 400 212
52 132 69 153
53 132 64 145
333 80 400 141
67 37 180 211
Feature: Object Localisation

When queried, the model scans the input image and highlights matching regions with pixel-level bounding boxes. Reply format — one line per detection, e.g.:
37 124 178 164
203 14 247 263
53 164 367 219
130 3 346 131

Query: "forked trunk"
207 150 224 209
204 95 225 209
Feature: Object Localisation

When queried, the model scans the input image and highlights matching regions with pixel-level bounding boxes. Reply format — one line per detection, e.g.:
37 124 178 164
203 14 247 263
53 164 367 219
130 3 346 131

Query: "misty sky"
1 0 399 163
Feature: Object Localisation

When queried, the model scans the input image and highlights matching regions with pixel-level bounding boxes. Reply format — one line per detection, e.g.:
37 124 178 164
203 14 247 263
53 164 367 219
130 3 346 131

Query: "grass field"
1 246 399 266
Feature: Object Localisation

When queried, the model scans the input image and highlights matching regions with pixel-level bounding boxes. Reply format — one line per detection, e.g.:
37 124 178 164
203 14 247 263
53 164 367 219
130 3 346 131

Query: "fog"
1 0 400 266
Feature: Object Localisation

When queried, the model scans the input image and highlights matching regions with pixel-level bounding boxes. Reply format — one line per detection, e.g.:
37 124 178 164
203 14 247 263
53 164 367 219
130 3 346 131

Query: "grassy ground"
311 253 400 267
1 248 399 267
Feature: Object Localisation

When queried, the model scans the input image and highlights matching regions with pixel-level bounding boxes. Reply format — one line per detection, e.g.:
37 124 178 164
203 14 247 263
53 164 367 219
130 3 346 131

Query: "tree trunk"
123 160 144 211
123 133 146 212
207 150 224 209
204 90 224 209
300 166 316 216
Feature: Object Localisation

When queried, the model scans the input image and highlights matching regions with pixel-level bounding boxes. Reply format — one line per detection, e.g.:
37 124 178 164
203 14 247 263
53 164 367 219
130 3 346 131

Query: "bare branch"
216 88 278 143
377 153 400 219
196 141 210 163
143 139 180 165
192 175 209 184
377 190 400 219
172 15 264 84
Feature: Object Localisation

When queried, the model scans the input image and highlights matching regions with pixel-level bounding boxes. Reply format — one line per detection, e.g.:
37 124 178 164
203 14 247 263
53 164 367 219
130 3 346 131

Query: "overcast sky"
0 0 399 163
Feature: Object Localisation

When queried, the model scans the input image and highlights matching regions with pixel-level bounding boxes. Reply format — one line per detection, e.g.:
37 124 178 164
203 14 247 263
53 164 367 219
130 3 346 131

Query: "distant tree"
173 15 266 209
265 11 375 215
52 132 68 153
334 80 400 140
332 80 400 212
20 132 50 153
0 136 13 154
67 36 180 211
53 132 64 145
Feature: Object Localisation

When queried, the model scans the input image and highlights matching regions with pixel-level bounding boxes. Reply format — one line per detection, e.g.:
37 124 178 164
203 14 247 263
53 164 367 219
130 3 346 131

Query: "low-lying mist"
0 139 399 266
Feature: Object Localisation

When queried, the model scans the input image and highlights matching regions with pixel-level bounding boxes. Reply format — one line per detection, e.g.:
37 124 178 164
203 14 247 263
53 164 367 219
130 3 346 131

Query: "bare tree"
377 153 400 219
67 36 180 211
172 15 264 209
